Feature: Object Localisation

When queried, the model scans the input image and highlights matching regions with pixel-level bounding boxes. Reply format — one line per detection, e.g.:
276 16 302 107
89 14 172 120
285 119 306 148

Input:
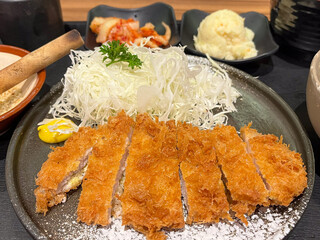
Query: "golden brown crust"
240 124 307 206
35 127 97 189
121 114 184 239
34 126 99 214
77 111 134 226
34 188 66 214
212 125 269 224
177 122 231 224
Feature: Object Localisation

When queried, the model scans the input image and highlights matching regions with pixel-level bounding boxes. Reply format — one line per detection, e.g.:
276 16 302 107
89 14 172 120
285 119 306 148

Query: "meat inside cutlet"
120 114 184 240
177 122 231 224
240 124 307 206
211 125 269 224
34 126 100 215
77 111 134 226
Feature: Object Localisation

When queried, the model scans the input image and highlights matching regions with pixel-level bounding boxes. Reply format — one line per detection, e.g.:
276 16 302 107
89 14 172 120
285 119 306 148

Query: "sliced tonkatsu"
77 111 134 226
211 125 269 224
120 114 184 240
34 126 100 215
240 124 307 206
177 122 231 224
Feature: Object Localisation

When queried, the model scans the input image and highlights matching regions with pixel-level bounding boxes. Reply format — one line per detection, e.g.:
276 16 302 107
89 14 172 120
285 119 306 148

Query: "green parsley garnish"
99 40 143 69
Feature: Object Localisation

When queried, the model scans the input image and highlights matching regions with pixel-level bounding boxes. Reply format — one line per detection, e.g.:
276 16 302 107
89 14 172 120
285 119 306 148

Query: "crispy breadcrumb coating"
77 111 134 225
35 108 308 235
177 122 231 224
212 125 269 224
34 126 99 215
240 123 307 206
121 114 184 240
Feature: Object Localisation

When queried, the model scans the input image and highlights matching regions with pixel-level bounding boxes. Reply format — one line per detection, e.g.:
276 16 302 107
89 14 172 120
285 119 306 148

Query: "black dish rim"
180 9 280 65
5 58 314 240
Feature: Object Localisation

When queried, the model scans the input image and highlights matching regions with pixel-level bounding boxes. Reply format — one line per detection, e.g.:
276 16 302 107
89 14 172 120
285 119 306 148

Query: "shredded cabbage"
49 45 241 129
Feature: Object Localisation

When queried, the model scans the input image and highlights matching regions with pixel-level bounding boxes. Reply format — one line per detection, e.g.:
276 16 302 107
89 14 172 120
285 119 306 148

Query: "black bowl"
271 0 320 53
180 9 279 65
270 0 320 64
85 2 179 50
0 0 64 51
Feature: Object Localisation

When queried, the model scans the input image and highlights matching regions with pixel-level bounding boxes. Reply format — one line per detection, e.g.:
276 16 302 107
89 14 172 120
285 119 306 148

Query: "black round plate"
6 56 314 239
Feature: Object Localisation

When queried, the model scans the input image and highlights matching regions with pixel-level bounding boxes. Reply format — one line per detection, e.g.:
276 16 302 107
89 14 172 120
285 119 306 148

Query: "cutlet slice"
34 126 101 215
240 124 307 206
177 122 231 224
77 111 134 226
121 114 184 240
211 125 269 224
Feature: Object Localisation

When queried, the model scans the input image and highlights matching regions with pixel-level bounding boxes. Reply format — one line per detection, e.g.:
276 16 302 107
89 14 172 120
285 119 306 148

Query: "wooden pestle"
0 29 84 94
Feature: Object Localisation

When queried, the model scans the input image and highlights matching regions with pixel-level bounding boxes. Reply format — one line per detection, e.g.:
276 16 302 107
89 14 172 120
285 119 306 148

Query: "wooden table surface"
60 0 271 21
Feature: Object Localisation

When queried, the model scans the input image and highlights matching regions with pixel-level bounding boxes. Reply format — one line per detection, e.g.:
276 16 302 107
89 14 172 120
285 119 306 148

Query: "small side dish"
180 10 279 64
0 52 38 116
85 3 179 50
90 17 171 48
0 45 45 134
194 9 257 60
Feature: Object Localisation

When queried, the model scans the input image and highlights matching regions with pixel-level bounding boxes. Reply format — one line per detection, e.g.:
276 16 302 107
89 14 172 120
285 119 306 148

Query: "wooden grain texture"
60 0 271 21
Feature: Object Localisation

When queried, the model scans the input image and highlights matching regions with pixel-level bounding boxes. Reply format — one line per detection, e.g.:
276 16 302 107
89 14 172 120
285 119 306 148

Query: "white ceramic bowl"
306 50 320 138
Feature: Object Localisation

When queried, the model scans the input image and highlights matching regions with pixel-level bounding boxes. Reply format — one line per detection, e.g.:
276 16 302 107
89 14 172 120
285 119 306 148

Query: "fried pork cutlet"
212 125 269 224
34 126 99 215
177 122 231 224
121 114 184 240
240 124 307 206
77 111 134 226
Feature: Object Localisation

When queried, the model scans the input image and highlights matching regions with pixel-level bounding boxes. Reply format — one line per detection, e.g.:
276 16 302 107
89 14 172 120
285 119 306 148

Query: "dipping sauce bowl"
0 45 46 135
